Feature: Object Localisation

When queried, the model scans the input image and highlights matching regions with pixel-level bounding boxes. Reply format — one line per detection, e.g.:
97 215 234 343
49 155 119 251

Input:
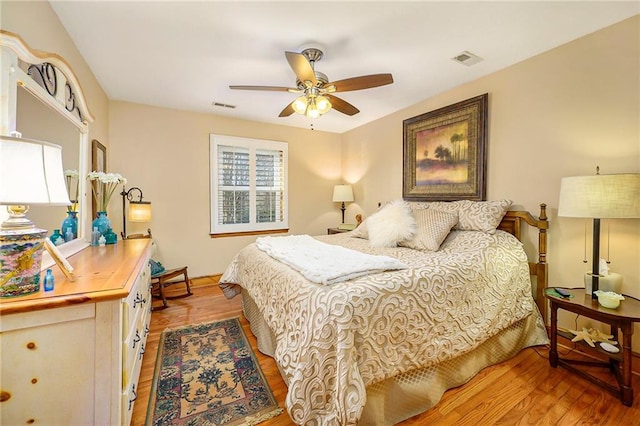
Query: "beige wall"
343 16 640 346
108 101 342 276
4 3 639 346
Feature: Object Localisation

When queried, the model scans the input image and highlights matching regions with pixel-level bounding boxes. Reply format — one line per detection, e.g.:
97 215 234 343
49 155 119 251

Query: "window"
210 134 288 235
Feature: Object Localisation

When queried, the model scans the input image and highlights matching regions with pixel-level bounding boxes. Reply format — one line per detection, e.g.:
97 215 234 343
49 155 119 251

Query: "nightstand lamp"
120 186 152 239
332 184 354 225
558 169 640 299
0 135 71 297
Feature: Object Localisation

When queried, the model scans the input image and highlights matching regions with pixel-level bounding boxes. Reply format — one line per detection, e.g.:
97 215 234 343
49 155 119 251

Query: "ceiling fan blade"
285 51 317 87
326 94 360 116
278 102 295 117
327 73 394 92
229 85 295 92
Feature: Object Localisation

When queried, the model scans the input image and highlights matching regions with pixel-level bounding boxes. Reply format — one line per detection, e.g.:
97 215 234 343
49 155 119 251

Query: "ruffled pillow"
399 209 458 251
366 200 417 248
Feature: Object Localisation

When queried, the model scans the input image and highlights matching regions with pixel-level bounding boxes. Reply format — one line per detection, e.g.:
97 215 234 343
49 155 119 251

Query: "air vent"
452 51 483 67
212 102 236 109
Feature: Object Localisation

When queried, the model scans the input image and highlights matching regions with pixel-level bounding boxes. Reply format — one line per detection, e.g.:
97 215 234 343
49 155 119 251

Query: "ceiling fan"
229 47 393 119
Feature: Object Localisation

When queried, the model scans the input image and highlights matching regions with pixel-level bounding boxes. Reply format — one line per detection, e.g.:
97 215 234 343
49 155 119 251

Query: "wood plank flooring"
132 279 640 425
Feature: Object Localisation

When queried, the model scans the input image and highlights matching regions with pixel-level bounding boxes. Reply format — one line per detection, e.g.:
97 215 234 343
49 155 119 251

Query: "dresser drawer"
122 264 151 339
122 301 151 389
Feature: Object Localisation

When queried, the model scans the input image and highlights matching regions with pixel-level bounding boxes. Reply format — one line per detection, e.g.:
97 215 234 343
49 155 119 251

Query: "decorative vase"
92 211 111 236
0 228 48 298
50 229 65 246
103 227 118 245
61 211 78 240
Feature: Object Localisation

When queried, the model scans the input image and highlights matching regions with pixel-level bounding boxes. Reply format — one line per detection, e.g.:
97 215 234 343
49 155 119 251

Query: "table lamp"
0 135 71 297
558 170 640 299
332 184 354 224
120 186 152 239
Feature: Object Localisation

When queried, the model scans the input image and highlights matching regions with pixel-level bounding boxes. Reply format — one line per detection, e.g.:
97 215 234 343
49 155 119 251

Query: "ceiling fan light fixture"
292 96 308 114
305 98 321 119
316 96 332 114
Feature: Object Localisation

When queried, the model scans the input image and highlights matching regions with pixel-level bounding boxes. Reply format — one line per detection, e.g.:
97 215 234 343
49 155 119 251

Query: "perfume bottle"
44 269 54 291
91 227 100 246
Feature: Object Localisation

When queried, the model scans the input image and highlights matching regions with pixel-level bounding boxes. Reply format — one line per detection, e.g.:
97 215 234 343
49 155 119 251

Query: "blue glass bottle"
104 227 118 245
50 229 64 246
44 269 54 291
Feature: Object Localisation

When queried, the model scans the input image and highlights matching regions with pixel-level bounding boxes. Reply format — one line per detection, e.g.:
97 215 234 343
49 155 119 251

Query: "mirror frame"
1 30 95 266
91 139 107 219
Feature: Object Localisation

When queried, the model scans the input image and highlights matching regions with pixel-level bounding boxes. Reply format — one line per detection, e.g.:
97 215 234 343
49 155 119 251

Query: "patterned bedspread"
220 230 539 425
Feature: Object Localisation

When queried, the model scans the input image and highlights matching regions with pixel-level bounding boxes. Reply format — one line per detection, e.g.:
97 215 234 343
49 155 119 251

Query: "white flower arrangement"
88 171 127 212
65 169 80 212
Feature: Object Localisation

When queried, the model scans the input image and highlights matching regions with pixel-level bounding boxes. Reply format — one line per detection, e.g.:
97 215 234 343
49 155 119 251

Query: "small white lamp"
332 184 354 224
0 135 71 297
558 170 640 299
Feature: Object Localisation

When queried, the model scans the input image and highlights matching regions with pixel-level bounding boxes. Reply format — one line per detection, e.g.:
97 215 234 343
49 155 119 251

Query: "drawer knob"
132 330 140 348
26 342 36 350
0 390 11 402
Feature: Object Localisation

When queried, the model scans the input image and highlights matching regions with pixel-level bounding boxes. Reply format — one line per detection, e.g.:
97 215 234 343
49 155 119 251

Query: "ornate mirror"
1 30 95 264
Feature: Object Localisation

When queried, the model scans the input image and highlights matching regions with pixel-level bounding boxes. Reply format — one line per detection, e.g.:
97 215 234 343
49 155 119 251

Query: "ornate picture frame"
403 93 488 201
91 139 106 218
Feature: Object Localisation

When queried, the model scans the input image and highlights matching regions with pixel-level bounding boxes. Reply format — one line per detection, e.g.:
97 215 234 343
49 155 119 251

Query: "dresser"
0 239 152 425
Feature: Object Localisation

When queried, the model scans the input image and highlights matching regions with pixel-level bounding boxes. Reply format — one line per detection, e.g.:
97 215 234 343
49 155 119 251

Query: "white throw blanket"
255 235 407 285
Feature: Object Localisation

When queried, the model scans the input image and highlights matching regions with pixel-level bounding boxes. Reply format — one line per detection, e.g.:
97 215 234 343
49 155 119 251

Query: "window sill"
210 228 289 238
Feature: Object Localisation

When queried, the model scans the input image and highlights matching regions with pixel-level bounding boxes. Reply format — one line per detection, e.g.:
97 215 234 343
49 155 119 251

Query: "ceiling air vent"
212 102 236 109
452 51 483 67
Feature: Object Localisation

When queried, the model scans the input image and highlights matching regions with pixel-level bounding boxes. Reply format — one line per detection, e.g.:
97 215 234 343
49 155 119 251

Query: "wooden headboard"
498 203 548 321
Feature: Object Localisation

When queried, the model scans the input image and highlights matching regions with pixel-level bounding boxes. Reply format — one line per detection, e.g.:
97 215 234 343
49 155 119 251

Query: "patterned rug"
146 317 283 426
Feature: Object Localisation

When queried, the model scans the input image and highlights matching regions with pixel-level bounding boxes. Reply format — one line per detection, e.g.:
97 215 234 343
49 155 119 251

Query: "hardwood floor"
132 280 640 425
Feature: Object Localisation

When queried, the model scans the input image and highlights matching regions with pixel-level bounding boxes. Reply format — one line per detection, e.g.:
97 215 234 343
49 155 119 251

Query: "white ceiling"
50 1 638 134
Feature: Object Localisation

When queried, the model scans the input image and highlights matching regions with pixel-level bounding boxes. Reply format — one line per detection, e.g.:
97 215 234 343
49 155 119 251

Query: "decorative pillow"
366 200 417 248
349 218 369 239
455 199 512 234
399 209 458 251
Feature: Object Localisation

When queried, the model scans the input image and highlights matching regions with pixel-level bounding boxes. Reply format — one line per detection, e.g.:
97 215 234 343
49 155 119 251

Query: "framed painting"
403 93 488 201
91 139 106 218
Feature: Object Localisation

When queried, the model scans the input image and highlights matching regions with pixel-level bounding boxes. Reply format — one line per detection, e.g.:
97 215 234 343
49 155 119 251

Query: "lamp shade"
129 201 152 222
558 173 640 219
332 185 354 203
0 135 70 206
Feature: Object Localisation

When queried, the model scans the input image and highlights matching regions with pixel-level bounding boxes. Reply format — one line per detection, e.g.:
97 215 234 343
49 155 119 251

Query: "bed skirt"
240 288 549 425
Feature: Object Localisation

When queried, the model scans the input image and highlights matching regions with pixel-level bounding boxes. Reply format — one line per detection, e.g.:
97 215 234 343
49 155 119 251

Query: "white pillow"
366 200 417 248
399 209 458 251
349 218 369 239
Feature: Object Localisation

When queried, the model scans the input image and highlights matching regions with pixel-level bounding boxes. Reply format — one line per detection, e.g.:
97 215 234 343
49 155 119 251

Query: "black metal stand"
590 217 601 299
340 201 346 224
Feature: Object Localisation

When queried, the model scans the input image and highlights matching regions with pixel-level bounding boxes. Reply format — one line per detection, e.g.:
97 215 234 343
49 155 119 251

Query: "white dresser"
0 239 152 425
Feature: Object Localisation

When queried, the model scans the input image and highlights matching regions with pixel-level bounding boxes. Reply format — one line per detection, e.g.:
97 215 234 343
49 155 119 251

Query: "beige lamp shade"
332 185 354 203
129 201 152 222
558 173 640 219
0 135 71 206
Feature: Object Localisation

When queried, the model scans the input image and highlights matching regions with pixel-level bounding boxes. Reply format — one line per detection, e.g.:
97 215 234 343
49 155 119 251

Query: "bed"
219 200 549 425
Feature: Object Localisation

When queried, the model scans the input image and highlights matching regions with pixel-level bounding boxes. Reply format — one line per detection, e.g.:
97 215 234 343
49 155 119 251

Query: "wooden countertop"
0 239 151 315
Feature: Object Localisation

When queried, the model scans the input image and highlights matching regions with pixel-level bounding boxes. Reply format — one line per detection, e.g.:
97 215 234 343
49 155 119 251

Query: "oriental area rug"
146 317 283 426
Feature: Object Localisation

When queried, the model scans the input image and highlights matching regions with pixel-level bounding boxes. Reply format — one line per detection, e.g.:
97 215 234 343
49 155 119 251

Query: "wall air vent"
452 51 483 67
212 102 236 109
